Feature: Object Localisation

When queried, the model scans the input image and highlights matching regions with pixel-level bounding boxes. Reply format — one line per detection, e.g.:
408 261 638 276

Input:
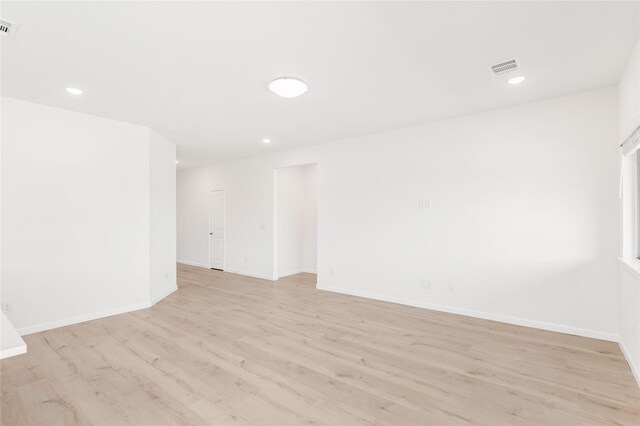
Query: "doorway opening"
274 163 317 283
209 190 225 271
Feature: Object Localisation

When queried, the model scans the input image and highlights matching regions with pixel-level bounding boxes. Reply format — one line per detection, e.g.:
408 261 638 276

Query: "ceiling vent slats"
489 59 519 76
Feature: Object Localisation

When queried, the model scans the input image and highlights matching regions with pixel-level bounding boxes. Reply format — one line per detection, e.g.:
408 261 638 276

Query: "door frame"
208 189 226 270
273 162 318 281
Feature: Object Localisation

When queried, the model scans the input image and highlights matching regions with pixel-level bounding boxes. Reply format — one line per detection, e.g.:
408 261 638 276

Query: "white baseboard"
224 269 274 281
178 259 275 281
278 269 304 278
619 339 640 387
0 343 27 360
17 300 151 336
179 260 274 281
279 269 317 278
18 283 178 336
1 312 27 359
317 285 618 342
177 259 209 268
150 285 177 306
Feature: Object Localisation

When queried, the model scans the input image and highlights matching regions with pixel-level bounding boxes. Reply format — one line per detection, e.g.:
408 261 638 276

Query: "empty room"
1 1 639 425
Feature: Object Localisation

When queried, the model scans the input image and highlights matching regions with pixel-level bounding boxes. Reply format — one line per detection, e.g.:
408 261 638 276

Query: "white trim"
619 257 640 279
1 312 27 359
16 283 178 337
317 285 618 342
150 285 177 306
278 268 317 278
17 301 151 336
272 163 319 282
179 261 274 281
223 268 275 281
1 344 26 360
208 189 226 270
619 339 640 388
177 259 210 269
621 123 640 157
278 269 304 278
273 169 279 281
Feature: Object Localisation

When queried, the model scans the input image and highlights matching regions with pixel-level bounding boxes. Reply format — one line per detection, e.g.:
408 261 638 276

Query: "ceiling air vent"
0 19 18 39
489 59 519 76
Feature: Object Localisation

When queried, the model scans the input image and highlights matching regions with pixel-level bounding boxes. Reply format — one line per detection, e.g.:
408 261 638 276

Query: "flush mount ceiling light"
65 87 83 95
268 77 307 98
175 160 180 164
262 138 271 144
508 76 526 85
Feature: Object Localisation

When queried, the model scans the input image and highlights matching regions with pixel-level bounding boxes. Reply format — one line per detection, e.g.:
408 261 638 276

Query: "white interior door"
209 190 225 270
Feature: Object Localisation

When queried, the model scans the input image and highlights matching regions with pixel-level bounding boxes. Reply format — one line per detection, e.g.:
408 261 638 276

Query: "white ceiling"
2 1 638 169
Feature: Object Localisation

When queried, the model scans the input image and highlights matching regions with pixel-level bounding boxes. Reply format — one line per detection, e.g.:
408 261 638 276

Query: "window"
621 124 640 260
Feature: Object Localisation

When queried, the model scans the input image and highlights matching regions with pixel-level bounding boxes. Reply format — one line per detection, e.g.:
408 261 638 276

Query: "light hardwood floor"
1 264 639 425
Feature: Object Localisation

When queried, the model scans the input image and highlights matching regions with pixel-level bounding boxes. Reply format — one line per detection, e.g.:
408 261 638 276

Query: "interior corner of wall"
149 285 178 307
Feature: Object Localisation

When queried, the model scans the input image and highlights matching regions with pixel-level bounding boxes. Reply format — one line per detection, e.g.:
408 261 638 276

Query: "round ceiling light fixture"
65 87 83 95
268 77 308 98
508 76 526 85
262 138 271 144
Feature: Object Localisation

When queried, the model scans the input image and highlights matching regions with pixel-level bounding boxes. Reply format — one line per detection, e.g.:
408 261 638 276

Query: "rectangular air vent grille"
0 19 18 39
490 59 519 76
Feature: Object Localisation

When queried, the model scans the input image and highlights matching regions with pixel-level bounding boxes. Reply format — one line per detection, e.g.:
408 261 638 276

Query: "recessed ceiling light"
175 160 179 164
262 138 271 144
508 76 526 85
65 87 83 95
268 77 307 98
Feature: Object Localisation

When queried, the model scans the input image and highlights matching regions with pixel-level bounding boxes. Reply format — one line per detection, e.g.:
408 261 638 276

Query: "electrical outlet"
165 272 168 279
419 280 431 289
329 268 334 276
2 302 13 313
244 257 248 264
447 282 454 292
418 199 431 209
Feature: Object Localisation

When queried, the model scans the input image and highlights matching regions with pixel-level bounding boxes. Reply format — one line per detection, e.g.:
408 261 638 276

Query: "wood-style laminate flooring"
1 263 639 425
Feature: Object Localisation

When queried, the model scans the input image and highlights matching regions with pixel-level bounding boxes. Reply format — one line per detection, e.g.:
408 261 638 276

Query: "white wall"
277 166 305 277
277 164 317 277
620 263 640 383
619 40 640 142
177 88 619 340
176 166 210 268
149 130 177 303
302 164 318 273
1 98 176 334
178 161 277 279
618 39 640 385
